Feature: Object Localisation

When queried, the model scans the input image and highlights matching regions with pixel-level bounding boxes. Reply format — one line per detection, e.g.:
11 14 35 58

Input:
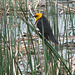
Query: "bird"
33 13 58 44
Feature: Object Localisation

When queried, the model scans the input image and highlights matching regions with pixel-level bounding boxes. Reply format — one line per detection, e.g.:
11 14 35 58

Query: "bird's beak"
32 15 38 18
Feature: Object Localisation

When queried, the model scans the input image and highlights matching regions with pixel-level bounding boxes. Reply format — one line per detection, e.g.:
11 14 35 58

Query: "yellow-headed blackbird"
33 13 58 44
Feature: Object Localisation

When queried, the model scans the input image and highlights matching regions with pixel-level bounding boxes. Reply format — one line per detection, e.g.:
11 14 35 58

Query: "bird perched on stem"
33 13 58 44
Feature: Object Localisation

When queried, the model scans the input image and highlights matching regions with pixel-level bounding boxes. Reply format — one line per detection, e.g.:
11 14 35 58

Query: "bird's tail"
49 34 58 44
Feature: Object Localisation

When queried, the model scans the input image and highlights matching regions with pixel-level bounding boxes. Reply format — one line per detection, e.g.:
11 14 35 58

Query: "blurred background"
0 0 75 75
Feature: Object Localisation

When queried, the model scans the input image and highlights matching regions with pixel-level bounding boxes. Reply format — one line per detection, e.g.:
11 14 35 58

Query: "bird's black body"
36 15 58 44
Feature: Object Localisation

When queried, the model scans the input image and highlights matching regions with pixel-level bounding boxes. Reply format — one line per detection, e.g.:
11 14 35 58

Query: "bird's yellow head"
34 13 42 21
